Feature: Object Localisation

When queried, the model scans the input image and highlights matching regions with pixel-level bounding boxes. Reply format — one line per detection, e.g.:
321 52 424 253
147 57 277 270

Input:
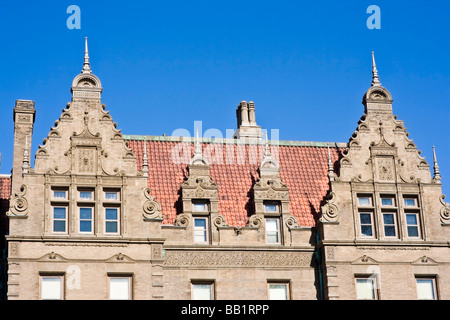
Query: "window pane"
105 192 118 200
106 221 118 233
53 207 66 219
269 284 288 300
381 198 393 206
361 225 373 236
266 219 279 243
53 221 66 232
193 203 207 211
53 191 66 199
41 277 62 300
416 279 435 300
80 221 92 233
192 284 212 300
406 214 417 225
404 198 416 207
80 191 92 200
106 208 118 220
267 232 279 243
109 278 130 300
360 213 372 224
383 213 394 225
356 279 375 300
80 208 92 220
265 204 278 212
358 197 371 206
407 226 419 237
384 226 396 237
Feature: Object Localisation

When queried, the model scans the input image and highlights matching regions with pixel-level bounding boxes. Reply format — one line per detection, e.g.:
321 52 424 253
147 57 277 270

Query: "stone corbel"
142 188 163 221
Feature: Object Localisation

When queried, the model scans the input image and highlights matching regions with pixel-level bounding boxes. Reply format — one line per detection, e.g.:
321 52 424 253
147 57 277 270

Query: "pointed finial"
190 129 208 166
82 37 92 74
371 51 381 87
142 139 149 177
432 146 441 183
327 144 335 182
264 131 271 157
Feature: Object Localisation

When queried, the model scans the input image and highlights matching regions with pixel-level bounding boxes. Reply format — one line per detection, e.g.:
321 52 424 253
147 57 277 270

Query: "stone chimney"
234 101 263 140
12 100 35 192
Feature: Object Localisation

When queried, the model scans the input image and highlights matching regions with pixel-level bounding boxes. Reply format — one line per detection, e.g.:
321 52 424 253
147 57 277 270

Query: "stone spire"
432 146 442 183
371 51 381 87
142 139 149 178
190 129 208 166
327 144 335 182
82 37 92 74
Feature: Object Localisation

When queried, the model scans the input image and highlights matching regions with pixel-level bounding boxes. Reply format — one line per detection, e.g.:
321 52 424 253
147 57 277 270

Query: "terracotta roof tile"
127 138 343 228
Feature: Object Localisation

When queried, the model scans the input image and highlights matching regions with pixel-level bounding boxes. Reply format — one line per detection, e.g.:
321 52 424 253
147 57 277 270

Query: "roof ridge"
123 134 347 148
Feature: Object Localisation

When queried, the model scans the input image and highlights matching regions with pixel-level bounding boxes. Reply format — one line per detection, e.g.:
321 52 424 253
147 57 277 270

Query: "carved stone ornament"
320 191 339 223
175 213 190 227
247 215 263 228
284 216 300 229
7 185 29 218
213 214 228 227
142 188 163 220
439 195 450 225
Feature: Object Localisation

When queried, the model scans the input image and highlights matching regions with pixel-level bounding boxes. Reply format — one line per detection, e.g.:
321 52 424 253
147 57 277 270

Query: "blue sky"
0 1 449 196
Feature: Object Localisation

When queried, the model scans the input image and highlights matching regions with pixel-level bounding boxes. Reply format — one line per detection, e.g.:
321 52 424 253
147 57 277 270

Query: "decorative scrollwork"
439 195 450 225
285 216 299 229
213 214 228 228
142 188 162 220
320 191 339 223
175 214 190 227
247 215 263 228
7 185 29 218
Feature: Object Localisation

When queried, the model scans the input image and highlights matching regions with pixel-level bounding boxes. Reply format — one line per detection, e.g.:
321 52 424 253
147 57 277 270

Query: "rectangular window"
381 195 395 207
53 207 67 233
264 203 279 213
404 196 418 207
40 276 63 300
105 208 119 234
194 217 208 243
109 276 131 300
79 207 93 233
406 213 420 238
268 283 289 300
382 212 397 237
359 212 374 237
192 283 214 300
193 202 207 212
266 218 280 244
52 189 68 200
104 189 120 201
416 278 437 300
79 190 93 200
358 196 372 207
355 277 377 300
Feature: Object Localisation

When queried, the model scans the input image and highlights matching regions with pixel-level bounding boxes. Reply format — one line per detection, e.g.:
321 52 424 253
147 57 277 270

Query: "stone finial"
82 37 92 74
371 51 381 87
190 129 208 166
433 146 442 183
142 139 149 177
327 144 335 182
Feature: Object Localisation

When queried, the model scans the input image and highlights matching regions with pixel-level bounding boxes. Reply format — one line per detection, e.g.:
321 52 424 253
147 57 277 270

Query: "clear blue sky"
0 1 449 196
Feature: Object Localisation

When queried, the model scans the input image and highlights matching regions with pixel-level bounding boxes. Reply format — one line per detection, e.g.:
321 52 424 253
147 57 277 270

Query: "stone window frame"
102 188 122 235
77 187 95 235
191 280 215 300
354 274 379 300
108 273 133 300
415 276 438 300
50 187 70 234
267 280 291 300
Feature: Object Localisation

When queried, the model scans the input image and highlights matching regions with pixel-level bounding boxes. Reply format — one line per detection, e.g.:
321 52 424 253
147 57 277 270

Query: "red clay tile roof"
126 137 344 228
0 175 11 242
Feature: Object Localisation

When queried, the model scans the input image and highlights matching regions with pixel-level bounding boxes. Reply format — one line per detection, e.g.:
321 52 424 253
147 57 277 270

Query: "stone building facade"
1 41 449 300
